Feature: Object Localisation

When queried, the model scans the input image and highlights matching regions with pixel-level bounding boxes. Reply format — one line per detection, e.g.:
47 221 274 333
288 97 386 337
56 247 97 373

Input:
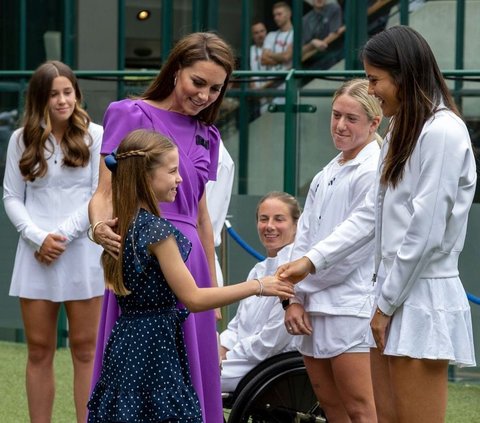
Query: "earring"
173 76 177 87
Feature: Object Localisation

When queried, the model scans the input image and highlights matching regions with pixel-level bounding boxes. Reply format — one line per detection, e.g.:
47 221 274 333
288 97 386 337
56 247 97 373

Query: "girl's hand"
276 256 314 284
94 217 121 258
219 345 228 361
37 233 67 264
259 275 295 298
370 308 392 353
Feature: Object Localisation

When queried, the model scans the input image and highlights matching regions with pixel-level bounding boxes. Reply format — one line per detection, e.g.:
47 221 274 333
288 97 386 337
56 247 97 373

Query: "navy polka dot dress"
88 209 203 422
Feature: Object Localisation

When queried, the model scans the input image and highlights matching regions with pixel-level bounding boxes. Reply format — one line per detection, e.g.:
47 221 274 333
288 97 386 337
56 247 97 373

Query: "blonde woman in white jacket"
277 26 476 423
282 79 382 422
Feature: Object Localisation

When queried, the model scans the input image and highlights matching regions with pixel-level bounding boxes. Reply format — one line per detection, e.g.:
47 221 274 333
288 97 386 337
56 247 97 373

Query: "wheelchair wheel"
227 352 326 422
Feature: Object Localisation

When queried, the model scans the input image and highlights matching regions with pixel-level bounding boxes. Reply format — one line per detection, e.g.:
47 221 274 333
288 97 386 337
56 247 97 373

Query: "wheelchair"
222 351 327 422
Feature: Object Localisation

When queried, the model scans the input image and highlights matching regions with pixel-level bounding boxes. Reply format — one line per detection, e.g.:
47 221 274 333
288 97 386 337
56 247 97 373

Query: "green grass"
447 382 480 422
0 341 75 423
1 341 479 422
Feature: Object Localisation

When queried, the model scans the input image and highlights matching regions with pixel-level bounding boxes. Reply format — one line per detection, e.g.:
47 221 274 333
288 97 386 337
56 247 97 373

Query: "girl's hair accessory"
104 149 118 172
104 149 146 172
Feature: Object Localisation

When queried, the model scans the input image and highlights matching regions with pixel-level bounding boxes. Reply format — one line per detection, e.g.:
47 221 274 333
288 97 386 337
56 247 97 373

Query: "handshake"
259 256 314 297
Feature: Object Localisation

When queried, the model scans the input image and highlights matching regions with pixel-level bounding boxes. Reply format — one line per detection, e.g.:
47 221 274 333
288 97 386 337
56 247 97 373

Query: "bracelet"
254 278 264 297
376 307 389 317
90 221 104 244
87 225 95 242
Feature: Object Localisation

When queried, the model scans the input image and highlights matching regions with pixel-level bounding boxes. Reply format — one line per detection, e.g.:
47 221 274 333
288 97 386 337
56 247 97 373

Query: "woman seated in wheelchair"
219 191 301 393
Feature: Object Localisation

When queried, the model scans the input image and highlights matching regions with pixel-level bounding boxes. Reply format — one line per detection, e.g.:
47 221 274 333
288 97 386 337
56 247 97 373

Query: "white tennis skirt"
371 275 476 367
295 313 371 359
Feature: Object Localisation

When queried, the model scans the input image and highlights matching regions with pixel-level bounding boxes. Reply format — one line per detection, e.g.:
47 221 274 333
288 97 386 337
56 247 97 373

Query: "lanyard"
255 46 263 70
272 29 292 53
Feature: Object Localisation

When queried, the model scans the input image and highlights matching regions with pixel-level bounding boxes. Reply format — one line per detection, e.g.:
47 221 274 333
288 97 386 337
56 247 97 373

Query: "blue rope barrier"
225 220 265 261
467 292 480 305
224 221 480 306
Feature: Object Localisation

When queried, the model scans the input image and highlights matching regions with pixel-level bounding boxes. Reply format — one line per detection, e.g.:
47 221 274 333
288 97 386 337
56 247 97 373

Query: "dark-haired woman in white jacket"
278 26 476 423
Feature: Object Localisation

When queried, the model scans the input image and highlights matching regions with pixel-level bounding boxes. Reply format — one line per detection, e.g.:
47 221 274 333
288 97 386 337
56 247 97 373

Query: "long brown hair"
142 32 235 126
361 26 459 187
102 129 177 296
19 60 91 182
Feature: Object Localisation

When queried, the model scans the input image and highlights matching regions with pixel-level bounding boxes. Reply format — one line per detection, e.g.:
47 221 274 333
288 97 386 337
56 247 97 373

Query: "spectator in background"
337 0 391 37
249 20 269 119
302 0 343 70
250 20 267 82
366 0 392 36
261 2 294 71
261 2 294 106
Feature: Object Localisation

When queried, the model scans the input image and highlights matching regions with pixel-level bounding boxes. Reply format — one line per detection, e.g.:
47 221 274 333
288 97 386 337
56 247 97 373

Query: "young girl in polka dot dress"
87 129 294 422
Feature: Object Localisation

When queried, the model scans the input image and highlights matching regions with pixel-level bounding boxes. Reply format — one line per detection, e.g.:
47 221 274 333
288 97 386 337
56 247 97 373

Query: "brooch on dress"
195 135 209 150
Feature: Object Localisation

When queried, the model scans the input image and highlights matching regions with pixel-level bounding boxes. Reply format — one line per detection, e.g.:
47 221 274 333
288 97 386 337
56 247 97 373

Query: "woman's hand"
285 303 312 336
35 233 67 265
259 275 295 298
370 308 392 353
276 256 314 284
94 218 121 258
219 345 228 361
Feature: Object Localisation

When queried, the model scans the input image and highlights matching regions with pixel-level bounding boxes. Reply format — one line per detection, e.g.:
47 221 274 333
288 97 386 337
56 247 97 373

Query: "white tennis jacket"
293 141 380 316
305 109 477 316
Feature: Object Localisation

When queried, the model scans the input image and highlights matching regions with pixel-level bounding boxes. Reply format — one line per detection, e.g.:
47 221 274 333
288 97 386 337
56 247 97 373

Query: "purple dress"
92 99 222 422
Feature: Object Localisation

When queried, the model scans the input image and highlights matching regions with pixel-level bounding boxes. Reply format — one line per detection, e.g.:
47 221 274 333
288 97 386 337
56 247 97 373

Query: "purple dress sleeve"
100 99 155 154
206 125 221 182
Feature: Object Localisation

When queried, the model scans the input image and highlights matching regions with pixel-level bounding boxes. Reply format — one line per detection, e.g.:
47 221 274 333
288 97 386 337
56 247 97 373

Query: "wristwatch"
282 299 291 310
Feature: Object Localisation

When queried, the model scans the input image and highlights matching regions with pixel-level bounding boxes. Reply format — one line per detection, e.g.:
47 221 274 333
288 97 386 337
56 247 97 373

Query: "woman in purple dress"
88 32 235 423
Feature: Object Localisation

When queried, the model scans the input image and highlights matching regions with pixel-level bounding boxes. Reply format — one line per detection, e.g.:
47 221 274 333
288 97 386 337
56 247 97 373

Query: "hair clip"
104 149 118 172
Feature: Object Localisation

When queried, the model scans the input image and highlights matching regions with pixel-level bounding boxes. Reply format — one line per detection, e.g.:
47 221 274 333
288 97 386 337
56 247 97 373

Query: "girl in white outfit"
3 61 104 423
278 26 476 423
219 192 301 392
283 79 382 422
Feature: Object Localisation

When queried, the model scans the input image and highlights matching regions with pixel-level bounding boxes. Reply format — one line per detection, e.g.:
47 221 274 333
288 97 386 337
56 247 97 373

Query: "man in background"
249 21 269 118
261 2 294 71
250 21 267 79
301 0 343 70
